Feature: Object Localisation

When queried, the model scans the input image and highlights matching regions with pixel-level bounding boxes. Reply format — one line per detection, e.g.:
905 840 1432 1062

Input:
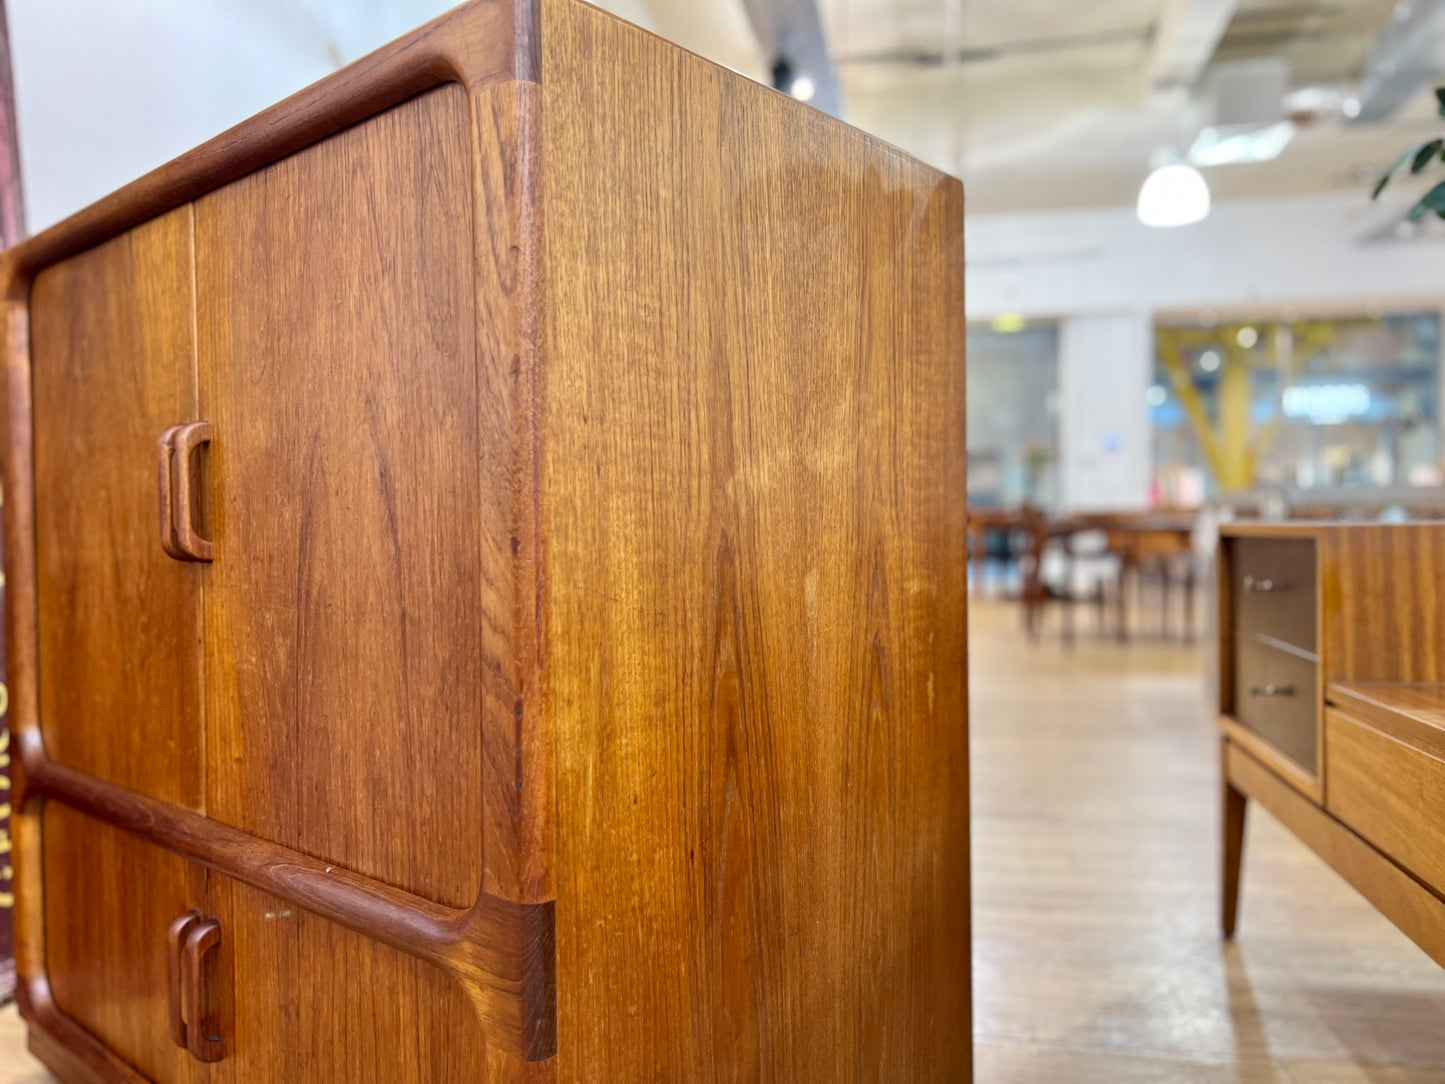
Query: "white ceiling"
800 0 1445 214
14 0 1440 229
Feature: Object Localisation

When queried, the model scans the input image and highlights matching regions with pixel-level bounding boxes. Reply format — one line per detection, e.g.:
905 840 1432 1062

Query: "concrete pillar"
1058 311 1153 511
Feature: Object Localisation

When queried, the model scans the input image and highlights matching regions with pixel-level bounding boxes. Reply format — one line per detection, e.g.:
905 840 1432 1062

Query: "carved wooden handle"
172 421 214 562
157 426 186 560
158 422 214 562
165 910 200 1049
181 917 224 1063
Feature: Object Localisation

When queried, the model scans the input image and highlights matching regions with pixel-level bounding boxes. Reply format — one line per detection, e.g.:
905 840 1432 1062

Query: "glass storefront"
1150 313 1440 502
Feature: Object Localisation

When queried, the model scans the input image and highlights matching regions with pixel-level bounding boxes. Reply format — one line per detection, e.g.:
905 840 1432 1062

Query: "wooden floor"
972 598 1445 1082
0 1006 46 1083
0 601 1443 1080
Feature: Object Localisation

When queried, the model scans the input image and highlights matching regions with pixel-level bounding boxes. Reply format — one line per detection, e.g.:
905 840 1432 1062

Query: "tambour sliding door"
193 82 495 1079
29 206 211 1082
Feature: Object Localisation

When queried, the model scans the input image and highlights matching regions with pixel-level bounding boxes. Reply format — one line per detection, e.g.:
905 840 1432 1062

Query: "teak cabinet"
0 1 970 1081
1218 523 1445 966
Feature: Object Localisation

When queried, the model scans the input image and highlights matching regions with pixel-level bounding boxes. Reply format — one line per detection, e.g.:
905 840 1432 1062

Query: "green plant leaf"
1375 144 1424 198
1437 86 1445 115
1408 179 1445 221
1374 139 1445 199
1412 139 1444 173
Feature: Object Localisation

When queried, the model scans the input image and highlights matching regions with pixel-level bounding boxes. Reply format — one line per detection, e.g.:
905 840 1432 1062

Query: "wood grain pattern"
539 2 969 1079
209 876 499 1084
471 77 551 908
0 0 523 286
25 755 555 1063
1322 524 1445 684
5 18 560 1074
30 207 205 809
1324 706 1445 900
1218 523 1445 988
1327 681 1445 761
195 84 484 910
4 0 967 1077
1225 740 1445 968
41 804 205 1084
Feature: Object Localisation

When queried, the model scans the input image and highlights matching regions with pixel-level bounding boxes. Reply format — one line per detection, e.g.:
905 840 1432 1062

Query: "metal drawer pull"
1249 684 1295 697
1242 575 1285 593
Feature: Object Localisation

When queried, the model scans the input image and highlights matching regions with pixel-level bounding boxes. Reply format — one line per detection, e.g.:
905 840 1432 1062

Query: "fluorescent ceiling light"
1137 163 1211 228
1188 121 1296 166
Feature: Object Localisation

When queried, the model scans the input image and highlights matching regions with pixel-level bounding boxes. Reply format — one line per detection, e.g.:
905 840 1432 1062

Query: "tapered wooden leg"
1222 740 1247 938
1159 562 1170 639
1182 561 1196 644
1116 556 1131 643
1062 550 1075 649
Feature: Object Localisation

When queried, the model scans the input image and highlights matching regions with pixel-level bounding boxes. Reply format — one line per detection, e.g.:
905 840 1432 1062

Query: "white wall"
8 0 671 235
966 190 1445 511
966 191 1445 321
1058 312 1152 512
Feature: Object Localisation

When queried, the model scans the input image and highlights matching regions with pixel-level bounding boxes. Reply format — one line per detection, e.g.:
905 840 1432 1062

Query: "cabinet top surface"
1329 682 1445 731
1222 520 1445 539
0 0 959 290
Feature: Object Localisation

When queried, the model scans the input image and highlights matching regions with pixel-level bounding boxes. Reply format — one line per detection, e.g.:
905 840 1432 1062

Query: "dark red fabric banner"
0 0 25 1007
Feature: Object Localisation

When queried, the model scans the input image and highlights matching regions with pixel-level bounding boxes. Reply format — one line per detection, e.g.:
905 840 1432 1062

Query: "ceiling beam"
1348 0 1445 124
739 0 842 116
1147 0 1239 94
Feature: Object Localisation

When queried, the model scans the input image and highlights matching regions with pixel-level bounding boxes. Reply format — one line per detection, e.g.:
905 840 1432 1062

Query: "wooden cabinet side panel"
30 207 204 809
41 804 207 1084
194 84 486 909
540 3 969 1079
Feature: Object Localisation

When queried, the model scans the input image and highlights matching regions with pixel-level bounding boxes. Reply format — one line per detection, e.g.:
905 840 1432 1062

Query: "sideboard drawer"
1230 537 1317 653
1326 708 1445 897
1233 639 1318 773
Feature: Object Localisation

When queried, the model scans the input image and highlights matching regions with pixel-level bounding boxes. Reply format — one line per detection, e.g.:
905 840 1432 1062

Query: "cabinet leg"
1222 746 1247 938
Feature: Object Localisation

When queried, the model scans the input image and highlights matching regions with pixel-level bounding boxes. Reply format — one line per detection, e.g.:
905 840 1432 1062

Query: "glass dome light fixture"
1137 151 1211 228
